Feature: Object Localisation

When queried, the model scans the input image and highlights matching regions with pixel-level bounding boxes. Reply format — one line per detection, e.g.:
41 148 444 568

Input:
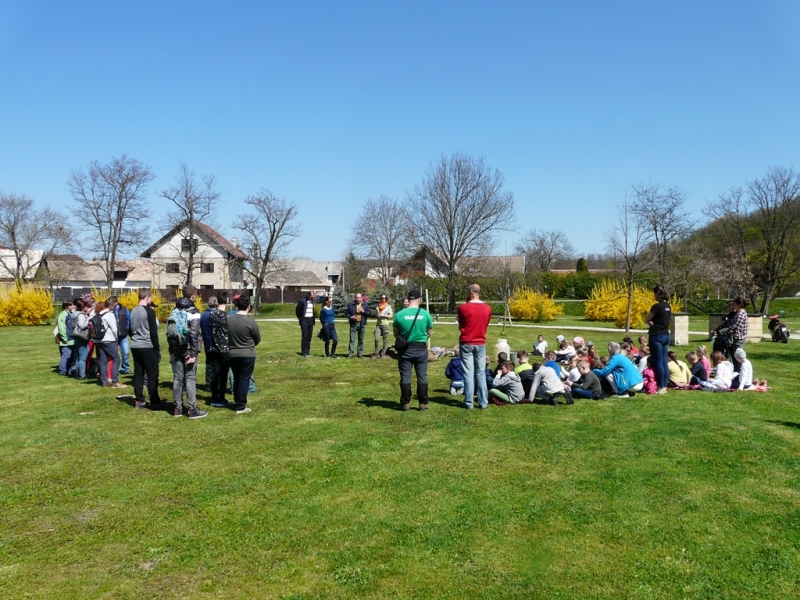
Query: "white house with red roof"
141 220 247 290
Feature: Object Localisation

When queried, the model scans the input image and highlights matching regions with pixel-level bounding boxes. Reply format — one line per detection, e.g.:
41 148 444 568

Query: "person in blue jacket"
445 348 466 395
593 341 644 397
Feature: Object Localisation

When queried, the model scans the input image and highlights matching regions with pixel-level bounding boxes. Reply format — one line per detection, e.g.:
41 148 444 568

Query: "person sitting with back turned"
592 341 644 398
530 361 573 405
445 347 465 395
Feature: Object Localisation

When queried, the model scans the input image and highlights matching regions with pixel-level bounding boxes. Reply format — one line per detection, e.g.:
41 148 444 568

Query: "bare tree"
629 183 690 282
348 195 413 285
158 162 219 286
409 153 515 310
606 198 656 332
514 229 575 273
704 166 800 314
235 189 300 308
69 155 154 291
0 193 71 285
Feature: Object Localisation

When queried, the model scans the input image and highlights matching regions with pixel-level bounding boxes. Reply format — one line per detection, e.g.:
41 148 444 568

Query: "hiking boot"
188 409 208 419
173 406 183 417
419 403 429 411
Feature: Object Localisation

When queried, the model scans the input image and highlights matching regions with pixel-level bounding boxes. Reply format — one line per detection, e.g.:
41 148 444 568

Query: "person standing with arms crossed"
346 293 371 358
393 289 434 411
457 283 492 409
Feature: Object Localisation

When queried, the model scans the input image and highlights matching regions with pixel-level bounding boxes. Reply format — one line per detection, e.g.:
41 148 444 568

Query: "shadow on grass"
766 419 800 430
358 397 402 410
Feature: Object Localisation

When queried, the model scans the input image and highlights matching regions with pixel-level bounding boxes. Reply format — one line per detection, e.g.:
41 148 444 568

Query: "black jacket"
296 297 315 323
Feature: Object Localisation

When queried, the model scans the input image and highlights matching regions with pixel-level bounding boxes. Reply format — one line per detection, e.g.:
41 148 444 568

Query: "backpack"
65 312 76 339
88 313 107 340
166 308 189 346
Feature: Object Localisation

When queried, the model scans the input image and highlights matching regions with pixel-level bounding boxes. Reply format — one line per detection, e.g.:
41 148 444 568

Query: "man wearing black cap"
392 289 434 411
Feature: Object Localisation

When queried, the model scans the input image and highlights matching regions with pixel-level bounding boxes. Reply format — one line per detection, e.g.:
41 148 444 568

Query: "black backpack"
88 313 107 340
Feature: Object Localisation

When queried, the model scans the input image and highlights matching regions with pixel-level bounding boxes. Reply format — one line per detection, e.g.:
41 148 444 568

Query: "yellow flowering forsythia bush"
0 283 54 326
584 280 652 328
509 287 563 322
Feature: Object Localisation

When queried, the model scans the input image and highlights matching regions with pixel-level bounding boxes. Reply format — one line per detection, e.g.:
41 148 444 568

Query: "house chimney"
231 237 238 248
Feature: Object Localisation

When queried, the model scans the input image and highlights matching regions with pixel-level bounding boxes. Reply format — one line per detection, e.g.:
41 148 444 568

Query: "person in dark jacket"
200 296 217 388
445 348 465 395
169 285 207 419
295 291 315 357
107 296 130 374
129 288 162 409
346 293 371 358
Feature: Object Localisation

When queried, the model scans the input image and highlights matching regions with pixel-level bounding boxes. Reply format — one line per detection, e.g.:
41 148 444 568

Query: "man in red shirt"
457 284 492 409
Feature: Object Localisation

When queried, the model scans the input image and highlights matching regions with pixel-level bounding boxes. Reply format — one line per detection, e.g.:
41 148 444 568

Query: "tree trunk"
625 280 634 332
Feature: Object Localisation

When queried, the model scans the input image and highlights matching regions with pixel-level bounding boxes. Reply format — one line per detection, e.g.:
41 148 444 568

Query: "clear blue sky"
2 1 799 261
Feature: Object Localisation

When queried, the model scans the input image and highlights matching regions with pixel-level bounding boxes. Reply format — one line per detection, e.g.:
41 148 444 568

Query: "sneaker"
109 382 127 389
656 388 668 395
565 392 574 405
400 403 411 411
548 397 559 406
236 407 252 414
357 354 364 358
188 409 208 419
450 387 457 395
210 401 228 408
614 393 630 399
371 353 381 359
173 406 183 417
347 353 354 359
134 400 148 410
461 401 473 409
331 355 340 359
419 403 429 411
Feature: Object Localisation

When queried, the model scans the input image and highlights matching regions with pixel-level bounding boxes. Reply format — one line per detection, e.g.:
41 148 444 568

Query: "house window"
181 238 198 252
166 263 180 274
201 263 215 273
113 270 128 281
200 285 214 290
166 284 179 290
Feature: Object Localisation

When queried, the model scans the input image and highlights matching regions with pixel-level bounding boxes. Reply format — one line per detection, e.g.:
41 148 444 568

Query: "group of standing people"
295 292 399 359
56 286 261 418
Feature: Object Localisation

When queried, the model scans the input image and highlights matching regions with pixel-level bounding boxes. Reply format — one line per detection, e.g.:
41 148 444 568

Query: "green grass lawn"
1 321 799 599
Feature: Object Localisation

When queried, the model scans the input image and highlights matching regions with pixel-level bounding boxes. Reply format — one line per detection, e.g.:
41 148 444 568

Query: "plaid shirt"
731 310 748 340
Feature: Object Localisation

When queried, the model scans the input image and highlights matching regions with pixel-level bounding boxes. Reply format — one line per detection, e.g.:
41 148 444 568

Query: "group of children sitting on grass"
444 333 770 406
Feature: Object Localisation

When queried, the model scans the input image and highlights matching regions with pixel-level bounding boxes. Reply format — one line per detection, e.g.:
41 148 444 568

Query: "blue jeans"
571 386 601 400
58 345 74 375
118 336 130 372
460 344 488 408
649 333 670 389
74 339 89 378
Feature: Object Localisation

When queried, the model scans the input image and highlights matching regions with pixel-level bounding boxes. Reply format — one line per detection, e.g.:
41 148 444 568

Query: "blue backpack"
166 308 189 346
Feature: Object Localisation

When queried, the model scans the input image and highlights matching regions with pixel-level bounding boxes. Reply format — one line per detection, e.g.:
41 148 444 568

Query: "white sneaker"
656 388 667 395
236 407 252 414
450 387 457 395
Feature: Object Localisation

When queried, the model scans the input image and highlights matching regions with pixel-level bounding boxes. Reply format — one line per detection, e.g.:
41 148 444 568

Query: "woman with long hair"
644 284 672 395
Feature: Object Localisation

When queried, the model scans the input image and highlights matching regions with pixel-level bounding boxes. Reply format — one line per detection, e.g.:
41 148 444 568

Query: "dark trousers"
208 351 231 402
649 333 670 389
131 347 161 402
230 356 256 410
300 319 314 356
398 343 429 385
322 323 338 356
97 341 120 385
